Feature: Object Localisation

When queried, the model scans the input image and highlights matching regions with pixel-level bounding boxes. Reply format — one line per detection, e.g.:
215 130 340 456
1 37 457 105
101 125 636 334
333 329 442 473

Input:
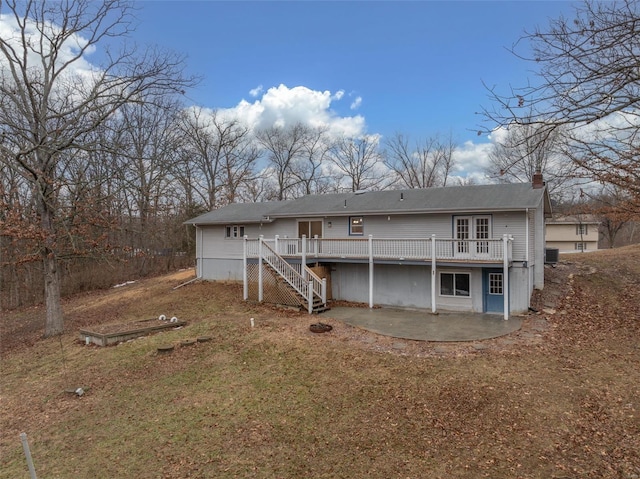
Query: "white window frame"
454 215 492 256
575 242 587 251
349 216 364 236
439 272 471 298
576 224 588 235
488 272 503 295
225 225 245 239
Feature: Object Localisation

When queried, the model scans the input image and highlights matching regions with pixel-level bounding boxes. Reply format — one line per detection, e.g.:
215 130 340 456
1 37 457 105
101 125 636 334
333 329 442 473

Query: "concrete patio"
325 307 522 342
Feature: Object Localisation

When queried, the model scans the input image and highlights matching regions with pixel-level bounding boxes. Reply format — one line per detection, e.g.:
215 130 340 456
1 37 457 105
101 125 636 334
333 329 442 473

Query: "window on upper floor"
225 225 245 239
454 216 492 255
349 216 364 236
576 224 588 235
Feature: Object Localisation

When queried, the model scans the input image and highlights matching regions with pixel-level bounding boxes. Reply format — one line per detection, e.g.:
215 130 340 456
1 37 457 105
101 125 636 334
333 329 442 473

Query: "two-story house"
545 215 600 253
185 182 551 319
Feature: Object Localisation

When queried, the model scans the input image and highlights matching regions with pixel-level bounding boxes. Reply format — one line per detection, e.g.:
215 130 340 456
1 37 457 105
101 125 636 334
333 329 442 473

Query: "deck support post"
321 278 327 304
258 235 264 303
368 235 374 308
301 234 307 279
503 234 509 320
308 280 314 314
243 235 248 300
274 234 279 255
431 234 437 313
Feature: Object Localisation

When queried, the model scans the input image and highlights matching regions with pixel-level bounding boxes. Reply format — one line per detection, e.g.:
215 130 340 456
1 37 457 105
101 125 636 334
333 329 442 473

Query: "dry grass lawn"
1 247 639 478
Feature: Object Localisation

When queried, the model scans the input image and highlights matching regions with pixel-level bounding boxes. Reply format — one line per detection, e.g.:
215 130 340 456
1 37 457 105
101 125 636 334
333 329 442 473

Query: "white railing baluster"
247 237 507 263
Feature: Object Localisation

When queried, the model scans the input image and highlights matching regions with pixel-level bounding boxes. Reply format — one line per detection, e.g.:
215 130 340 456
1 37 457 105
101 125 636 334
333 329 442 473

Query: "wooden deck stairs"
261 242 328 314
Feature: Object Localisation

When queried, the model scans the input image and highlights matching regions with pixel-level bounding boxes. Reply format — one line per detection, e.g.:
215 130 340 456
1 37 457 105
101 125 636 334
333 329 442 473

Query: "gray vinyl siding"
436 267 481 313
201 226 243 260
237 212 533 246
324 214 456 239
508 265 530 313
331 263 433 309
200 258 243 281
528 209 536 264
331 263 488 312
533 197 546 289
492 212 527 262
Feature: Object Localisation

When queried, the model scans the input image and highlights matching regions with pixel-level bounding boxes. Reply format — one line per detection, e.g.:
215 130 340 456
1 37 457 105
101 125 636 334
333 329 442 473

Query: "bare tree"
384 133 456 189
487 121 577 202
255 123 311 200
289 126 332 196
175 108 259 208
218 123 260 205
0 0 194 336
483 0 640 212
117 98 182 229
328 135 387 192
589 185 638 248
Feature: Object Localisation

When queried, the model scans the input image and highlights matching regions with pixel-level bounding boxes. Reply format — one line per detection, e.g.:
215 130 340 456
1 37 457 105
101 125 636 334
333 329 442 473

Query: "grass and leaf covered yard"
1 246 639 478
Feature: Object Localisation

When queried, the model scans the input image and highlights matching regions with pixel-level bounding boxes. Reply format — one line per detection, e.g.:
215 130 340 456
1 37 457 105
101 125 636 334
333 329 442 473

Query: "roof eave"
269 206 543 218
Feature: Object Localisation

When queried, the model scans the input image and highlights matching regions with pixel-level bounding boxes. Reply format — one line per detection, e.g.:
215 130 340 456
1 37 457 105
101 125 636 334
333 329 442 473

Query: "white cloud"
0 13 109 109
350 96 362 110
249 85 263 97
450 140 495 184
0 13 97 79
219 84 366 138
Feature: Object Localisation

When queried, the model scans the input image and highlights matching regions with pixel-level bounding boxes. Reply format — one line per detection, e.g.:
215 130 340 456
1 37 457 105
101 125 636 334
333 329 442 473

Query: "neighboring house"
545 215 600 253
185 182 552 319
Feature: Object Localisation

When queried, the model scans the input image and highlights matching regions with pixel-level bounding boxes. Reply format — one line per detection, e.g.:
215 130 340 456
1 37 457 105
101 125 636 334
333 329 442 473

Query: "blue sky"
0 1 580 181
134 1 578 147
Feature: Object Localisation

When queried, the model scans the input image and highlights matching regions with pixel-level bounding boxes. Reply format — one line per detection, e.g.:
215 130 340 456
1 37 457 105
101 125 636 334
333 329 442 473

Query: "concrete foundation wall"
200 258 243 281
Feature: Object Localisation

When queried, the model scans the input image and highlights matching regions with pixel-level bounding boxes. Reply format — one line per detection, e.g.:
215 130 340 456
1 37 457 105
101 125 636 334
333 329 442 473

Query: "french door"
455 216 491 258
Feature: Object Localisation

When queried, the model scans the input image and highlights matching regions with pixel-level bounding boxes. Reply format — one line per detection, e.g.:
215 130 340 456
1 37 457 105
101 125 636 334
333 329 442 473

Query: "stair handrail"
261 240 325 307
261 240 310 298
304 266 325 304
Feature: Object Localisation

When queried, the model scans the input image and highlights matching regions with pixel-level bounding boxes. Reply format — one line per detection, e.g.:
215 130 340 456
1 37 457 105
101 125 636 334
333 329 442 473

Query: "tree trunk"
43 251 64 337
40 200 64 337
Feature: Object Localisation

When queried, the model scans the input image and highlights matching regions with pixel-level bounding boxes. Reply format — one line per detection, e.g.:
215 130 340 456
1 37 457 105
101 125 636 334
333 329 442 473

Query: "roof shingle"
186 184 549 225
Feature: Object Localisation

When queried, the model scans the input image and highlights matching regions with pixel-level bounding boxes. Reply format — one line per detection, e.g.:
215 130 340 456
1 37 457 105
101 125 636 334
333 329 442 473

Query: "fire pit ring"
309 323 333 333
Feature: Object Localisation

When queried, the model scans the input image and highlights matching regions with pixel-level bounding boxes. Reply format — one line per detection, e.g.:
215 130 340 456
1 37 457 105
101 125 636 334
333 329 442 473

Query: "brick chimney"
532 171 544 189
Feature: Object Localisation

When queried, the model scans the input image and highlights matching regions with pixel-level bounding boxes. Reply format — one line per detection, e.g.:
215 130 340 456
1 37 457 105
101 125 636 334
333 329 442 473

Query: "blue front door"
483 269 504 313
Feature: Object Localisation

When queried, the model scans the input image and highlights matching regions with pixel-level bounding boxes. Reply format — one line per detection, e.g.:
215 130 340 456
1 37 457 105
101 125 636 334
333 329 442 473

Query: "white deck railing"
258 240 326 312
247 235 512 263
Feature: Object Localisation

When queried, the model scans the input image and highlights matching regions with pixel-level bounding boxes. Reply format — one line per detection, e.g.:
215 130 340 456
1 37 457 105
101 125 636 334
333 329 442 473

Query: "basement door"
483 268 504 313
